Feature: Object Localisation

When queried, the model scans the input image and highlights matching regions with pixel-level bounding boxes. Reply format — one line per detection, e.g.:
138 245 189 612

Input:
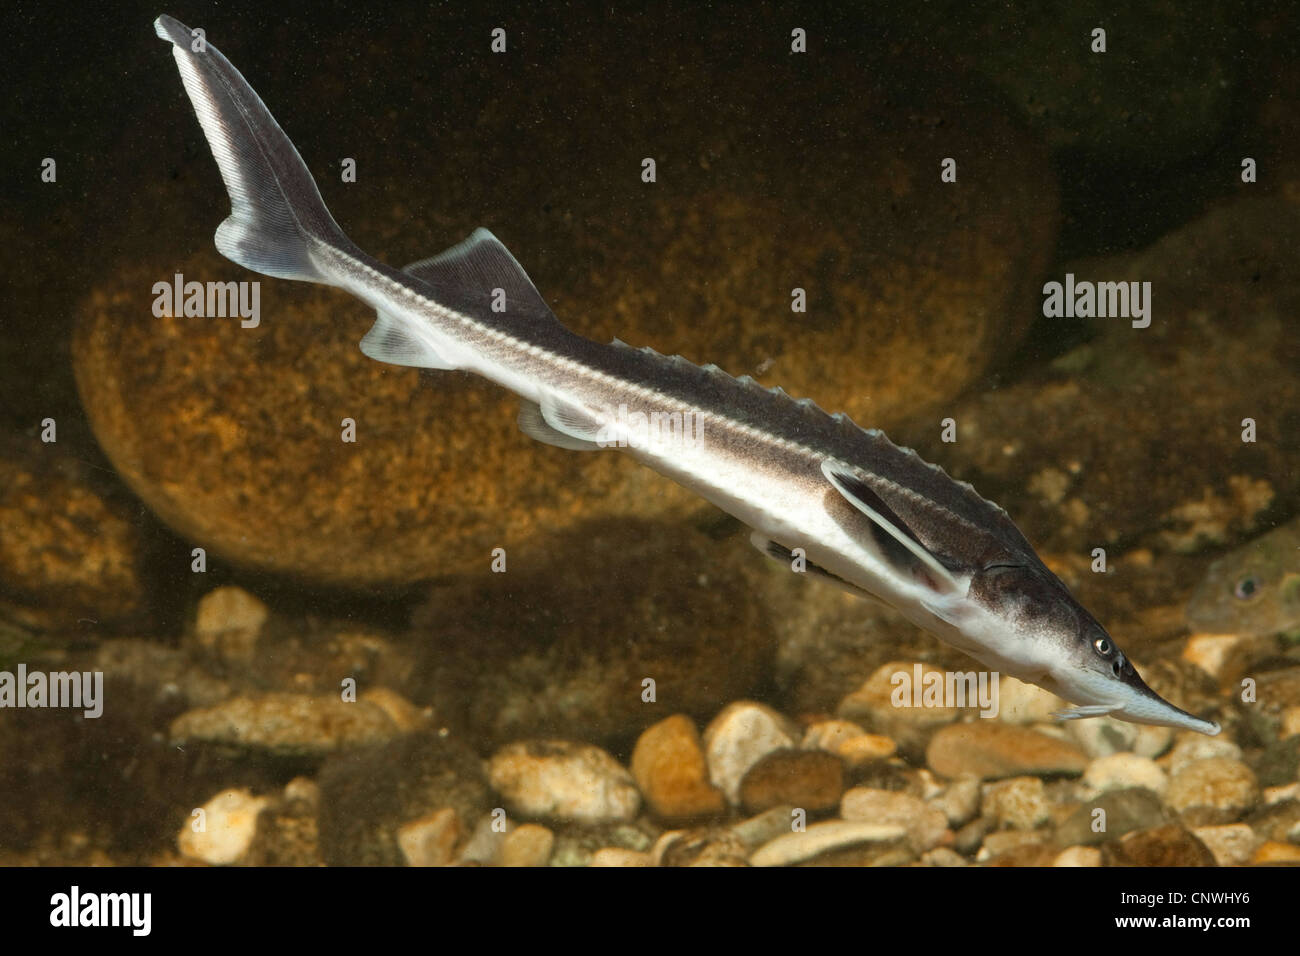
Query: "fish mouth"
1111 666 1221 735
1055 661 1221 735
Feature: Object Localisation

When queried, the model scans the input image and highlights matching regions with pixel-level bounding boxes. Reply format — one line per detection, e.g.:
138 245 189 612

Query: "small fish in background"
1187 518 1300 637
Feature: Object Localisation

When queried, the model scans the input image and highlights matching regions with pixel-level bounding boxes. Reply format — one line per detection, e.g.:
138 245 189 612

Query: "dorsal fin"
402 228 557 324
821 458 963 594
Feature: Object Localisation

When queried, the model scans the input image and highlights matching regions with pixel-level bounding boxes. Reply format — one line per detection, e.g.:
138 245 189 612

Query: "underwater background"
1 0 1298 866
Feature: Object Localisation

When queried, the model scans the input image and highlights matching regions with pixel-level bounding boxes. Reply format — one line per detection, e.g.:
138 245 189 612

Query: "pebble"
177 788 271 866
457 814 513 866
1282 707 1300 740
169 693 400 758
838 734 899 766
1065 715 1173 759
193 585 268 665
838 661 964 731
1160 732 1243 776
630 715 726 822
397 807 461 867
658 828 751 867
1253 841 1300 863
801 719 867 753
316 730 489 866
994 675 1064 725
1081 753 1168 798
501 823 555 867
981 777 1051 830
1102 825 1216 866
801 721 898 765
488 740 641 824
920 847 968 867
976 831 1050 862
750 821 908 867
1191 824 1259 866
702 701 800 805
929 775 982 827
840 788 951 853
926 722 1087 780
1182 634 1243 679
589 848 652 867
360 687 427 733
1053 846 1102 867
1055 788 1170 847
739 749 844 815
730 806 801 851
1164 757 1259 826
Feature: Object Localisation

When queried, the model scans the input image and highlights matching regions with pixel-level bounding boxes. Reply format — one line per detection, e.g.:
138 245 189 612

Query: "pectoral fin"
821 458 962 595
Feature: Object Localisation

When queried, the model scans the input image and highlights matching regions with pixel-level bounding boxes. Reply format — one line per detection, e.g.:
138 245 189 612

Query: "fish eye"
1233 576 1259 600
1093 636 1113 658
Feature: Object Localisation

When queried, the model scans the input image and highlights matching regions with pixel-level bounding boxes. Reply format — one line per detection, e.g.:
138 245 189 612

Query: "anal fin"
360 311 463 369
518 400 601 451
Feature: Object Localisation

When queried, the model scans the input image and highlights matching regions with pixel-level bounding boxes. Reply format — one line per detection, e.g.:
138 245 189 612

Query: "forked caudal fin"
154 14 359 282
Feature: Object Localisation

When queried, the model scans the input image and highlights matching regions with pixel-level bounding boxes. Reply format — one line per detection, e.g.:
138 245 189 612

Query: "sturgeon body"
154 14 1220 734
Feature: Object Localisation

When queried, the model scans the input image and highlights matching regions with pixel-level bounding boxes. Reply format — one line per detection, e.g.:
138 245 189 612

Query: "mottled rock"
840 788 951 853
702 701 799 805
501 823 555 867
1081 753 1168 798
410 521 775 748
1055 788 1171 847
739 749 844 815
488 740 640 824
1165 758 1260 826
750 821 909 867
168 692 400 759
397 807 461 867
1192 824 1260 867
982 777 1051 830
177 788 271 866
938 194 1300 562
1249 736 1300 789
0 445 146 629
246 778 323 867
318 730 490 866
1102 825 1216 867
630 714 726 823
927 723 1088 780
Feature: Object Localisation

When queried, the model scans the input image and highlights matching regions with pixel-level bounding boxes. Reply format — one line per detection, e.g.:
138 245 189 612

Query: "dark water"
1 0 1298 874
